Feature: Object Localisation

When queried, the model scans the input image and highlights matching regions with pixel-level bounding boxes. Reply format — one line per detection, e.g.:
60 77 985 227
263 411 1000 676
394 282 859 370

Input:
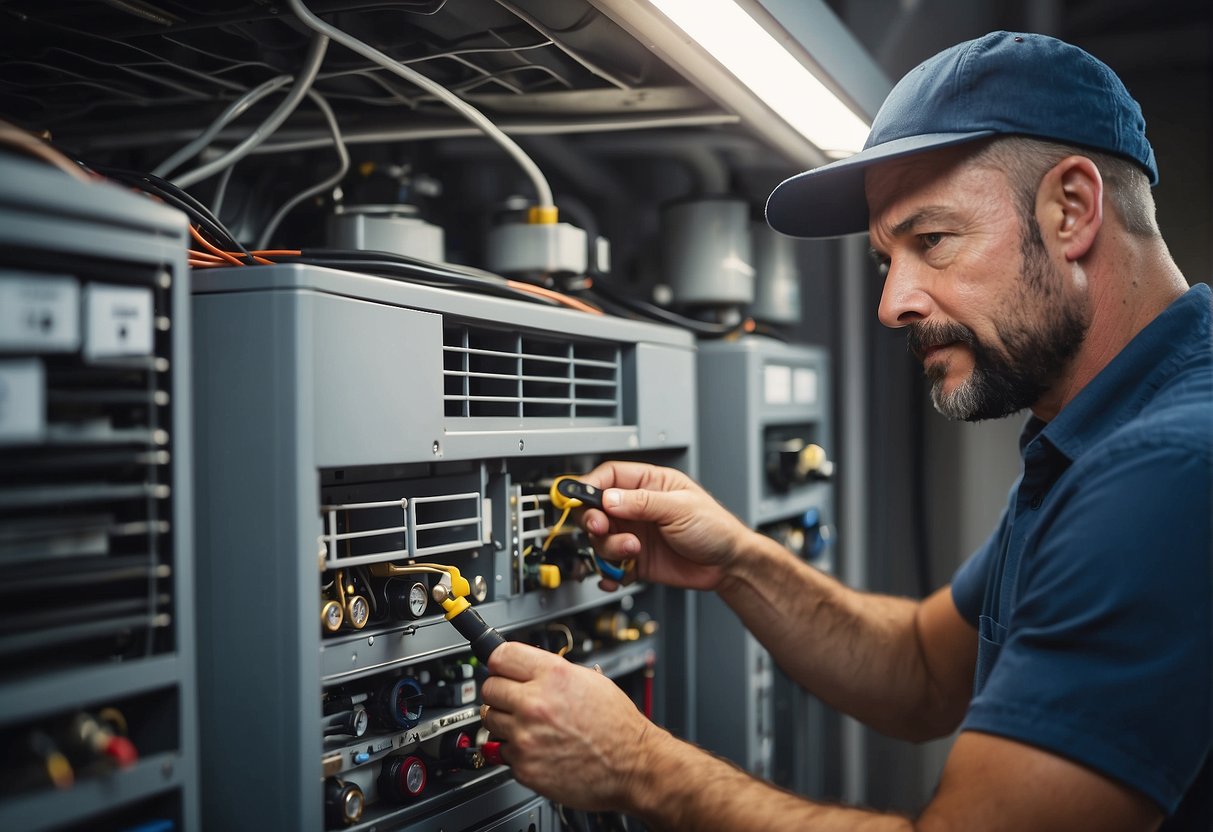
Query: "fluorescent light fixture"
647 0 870 158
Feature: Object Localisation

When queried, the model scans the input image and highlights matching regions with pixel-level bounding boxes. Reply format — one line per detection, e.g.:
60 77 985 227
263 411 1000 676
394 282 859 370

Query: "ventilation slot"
322 492 484 567
443 325 620 420
0 261 175 680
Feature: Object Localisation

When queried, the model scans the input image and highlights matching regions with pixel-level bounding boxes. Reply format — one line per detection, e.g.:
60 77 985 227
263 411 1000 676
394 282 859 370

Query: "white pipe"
287 0 554 209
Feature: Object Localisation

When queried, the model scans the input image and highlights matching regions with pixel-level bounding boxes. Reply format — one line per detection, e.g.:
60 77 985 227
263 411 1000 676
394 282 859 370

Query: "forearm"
629 725 912 831
715 532 962 739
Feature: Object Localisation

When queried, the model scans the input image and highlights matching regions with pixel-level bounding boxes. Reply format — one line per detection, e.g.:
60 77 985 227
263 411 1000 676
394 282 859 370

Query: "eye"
920 232 945 249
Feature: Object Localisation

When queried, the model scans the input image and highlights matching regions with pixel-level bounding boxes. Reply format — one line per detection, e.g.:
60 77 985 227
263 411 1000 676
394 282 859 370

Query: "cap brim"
765 130 997 238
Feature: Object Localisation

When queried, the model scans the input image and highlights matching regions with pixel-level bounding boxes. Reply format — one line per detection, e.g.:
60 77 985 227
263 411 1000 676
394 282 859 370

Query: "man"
480 31 1211 830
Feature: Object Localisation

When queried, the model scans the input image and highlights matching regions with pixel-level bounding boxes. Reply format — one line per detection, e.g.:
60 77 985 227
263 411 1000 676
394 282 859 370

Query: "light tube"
647 0 870 157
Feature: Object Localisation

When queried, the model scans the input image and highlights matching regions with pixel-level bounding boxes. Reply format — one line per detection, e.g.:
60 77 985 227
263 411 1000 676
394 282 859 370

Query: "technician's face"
865 147 1089 421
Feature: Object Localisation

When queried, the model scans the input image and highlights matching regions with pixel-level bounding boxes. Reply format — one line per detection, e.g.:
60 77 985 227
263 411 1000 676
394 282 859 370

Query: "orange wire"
189 225 242 266
505 280 603 315
252 249 301 257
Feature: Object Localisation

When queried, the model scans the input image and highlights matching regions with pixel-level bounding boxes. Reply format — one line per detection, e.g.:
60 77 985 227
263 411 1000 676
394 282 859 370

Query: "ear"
1036 156 1103 261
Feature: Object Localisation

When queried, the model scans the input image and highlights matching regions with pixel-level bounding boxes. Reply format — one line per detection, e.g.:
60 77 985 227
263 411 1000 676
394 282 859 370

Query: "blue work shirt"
951 282 1212 829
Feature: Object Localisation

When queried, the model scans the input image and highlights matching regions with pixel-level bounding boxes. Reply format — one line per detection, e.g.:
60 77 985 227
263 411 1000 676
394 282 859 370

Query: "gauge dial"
347 595 370 629
407 581 428 618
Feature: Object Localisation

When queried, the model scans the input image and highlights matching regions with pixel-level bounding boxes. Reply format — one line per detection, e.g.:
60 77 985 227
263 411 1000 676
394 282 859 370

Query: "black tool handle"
451 605 506 664
556 477 604 509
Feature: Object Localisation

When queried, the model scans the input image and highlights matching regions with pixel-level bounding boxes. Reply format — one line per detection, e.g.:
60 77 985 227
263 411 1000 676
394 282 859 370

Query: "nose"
877 259 933 329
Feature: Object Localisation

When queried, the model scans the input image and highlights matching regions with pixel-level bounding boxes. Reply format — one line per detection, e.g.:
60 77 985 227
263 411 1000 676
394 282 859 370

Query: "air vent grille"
321 491 484 568
0 260 175 680
443 324 620 420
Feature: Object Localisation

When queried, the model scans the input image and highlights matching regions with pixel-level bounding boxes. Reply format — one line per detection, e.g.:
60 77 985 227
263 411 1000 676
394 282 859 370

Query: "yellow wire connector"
527 205 558 225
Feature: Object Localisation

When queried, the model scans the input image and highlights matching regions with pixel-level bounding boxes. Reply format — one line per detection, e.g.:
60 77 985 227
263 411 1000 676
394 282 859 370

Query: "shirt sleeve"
960 439 1212 813
950 506 1011 626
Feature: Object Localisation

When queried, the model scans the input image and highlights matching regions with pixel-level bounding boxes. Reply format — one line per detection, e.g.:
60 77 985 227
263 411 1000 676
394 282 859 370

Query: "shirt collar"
1024 283 1211 462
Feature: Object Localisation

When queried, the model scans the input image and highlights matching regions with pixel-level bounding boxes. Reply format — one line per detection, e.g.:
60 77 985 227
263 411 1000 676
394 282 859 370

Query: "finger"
601 485 690 526
581 507 610 536
479 675 528 713
597 577 619 592
480 704 520 742
588 530 641 561
486 640 560 681
580 459 656 492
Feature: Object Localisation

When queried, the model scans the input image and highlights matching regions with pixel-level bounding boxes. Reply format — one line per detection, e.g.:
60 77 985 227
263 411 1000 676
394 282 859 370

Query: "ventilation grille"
443 324 621 420
322 491 484 568
0 260 175 680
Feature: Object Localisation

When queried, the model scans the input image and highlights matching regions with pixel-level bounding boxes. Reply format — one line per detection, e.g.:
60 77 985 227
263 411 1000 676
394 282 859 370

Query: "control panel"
191 263 694 830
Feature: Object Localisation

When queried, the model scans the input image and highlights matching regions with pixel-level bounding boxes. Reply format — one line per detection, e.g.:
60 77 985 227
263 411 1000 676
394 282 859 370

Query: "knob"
324 778 364 827
373 678 424 730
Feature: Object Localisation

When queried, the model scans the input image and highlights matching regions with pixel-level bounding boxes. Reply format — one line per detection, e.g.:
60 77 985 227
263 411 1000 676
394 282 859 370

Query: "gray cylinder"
749 223 801 324
327 205 445 262
662 198 754 307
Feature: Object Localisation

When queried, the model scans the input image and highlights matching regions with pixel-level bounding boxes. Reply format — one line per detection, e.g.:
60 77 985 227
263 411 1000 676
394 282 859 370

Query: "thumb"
602 487 686 526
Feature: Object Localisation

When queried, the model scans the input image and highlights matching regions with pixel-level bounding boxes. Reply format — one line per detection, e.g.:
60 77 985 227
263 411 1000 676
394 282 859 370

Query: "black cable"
278 255 560 307
583 282 743 338
93 165 255 262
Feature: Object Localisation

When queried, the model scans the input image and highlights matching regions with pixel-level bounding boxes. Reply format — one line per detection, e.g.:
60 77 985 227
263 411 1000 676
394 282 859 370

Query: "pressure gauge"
407 581 428 618
351 705 369 738
321 600 344 633
346 595 370 629
379 754 428 802
403 757 426 795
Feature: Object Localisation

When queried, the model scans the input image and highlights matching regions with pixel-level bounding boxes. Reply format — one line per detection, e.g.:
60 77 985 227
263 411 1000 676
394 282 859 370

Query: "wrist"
621 723 687 824
715 526 773 597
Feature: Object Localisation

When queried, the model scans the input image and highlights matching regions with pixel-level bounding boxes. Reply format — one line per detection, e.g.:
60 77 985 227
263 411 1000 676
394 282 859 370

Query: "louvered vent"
0 259 175 680
443 324 620 420
321 491 484 568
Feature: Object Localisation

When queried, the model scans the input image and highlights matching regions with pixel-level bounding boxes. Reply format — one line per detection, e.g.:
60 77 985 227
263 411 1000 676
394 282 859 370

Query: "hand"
479 641 661 812
579 461 751 592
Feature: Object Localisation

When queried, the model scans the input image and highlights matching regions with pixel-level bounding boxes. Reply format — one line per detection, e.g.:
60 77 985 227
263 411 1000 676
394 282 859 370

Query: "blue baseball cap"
765 31 1157 238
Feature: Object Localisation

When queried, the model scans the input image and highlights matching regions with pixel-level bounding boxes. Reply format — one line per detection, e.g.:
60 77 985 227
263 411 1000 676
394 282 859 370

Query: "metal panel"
0 155 198 832
192 263 694 831
693 336 836 796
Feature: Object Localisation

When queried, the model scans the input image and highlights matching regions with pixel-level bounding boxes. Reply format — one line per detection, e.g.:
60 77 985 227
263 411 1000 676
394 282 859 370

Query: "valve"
324 777 364 827
65 711 138 769
766 439 834 491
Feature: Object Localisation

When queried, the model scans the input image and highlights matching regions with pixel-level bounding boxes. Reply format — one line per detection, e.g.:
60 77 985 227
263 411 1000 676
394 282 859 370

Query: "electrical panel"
0 156 199 831
693 337 836 795
191 263 695 831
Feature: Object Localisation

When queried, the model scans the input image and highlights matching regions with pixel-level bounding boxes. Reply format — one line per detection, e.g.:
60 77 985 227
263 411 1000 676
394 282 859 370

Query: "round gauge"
322 600 344 632
407 581 428 618
351 705 369 738
347 595 370 629
404 758 426 796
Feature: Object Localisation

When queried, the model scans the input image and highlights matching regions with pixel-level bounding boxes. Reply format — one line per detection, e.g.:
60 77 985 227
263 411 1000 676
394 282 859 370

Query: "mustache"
906 320 978 362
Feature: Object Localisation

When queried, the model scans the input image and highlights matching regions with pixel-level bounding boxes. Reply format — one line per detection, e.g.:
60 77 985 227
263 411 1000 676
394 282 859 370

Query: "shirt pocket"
975 614 1009 695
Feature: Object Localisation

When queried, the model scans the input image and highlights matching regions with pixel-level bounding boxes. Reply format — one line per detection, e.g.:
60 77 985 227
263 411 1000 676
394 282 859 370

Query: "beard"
907 223 1090 422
